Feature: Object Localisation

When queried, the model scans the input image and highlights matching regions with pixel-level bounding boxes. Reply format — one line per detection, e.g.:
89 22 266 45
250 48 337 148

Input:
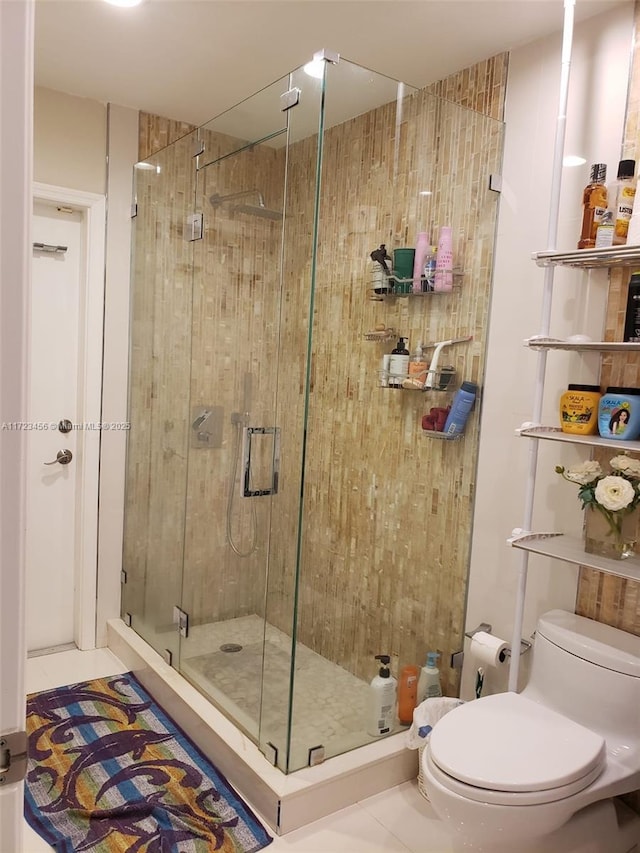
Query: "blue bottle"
443 381 477 435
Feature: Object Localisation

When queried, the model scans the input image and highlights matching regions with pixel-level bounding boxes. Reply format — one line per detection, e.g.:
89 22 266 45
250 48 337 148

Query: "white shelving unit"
516 245 640 570
510 532 640 583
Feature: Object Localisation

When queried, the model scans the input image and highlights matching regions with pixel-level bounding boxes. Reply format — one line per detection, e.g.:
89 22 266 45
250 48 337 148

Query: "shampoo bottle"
423 245 437 292
443 381 477 436
434 226 453 292
367 654 397 736
413 231 430 294
388 337 410 388
417 652 443 702
397 664 419 725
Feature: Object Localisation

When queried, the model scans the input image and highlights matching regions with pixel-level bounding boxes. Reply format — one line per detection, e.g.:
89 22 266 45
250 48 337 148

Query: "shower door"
176 70 325 772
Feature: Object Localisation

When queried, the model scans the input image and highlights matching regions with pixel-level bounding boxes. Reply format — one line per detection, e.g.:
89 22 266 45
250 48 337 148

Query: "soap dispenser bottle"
405 341 428 389
367 654 397 736
388 337 410 388
418 652 443 702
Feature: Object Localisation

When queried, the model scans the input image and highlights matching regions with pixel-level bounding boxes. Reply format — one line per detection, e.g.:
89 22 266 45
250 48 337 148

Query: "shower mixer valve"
190 405 223 449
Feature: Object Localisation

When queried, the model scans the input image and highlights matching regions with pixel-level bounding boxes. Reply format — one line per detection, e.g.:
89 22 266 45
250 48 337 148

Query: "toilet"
420 609 640 852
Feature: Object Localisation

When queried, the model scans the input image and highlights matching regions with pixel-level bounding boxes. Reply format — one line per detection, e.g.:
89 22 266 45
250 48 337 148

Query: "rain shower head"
208 189 282 221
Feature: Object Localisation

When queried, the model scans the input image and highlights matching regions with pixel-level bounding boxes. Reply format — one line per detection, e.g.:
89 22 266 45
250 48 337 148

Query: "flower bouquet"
556 454 640 560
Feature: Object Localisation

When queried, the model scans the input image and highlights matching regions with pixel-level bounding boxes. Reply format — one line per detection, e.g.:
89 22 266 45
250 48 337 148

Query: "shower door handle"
242 427 280 497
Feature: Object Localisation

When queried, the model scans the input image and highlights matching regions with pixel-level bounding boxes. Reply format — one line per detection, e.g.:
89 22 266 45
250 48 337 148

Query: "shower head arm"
209 189 265 208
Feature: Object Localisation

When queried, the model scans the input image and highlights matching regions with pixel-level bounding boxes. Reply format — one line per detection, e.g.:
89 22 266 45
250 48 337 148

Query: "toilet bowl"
420 610 640 851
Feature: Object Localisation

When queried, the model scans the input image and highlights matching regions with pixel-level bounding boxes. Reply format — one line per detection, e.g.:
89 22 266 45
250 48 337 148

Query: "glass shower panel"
285 59 505 767
281 61 422 770
122 131 198 664
259 64 325 772
176 77 292 758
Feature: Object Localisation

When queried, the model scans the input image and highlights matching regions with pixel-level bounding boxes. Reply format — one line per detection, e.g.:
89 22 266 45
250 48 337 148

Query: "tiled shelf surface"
533 244 640 268
518 425 640 453
510 532 640 582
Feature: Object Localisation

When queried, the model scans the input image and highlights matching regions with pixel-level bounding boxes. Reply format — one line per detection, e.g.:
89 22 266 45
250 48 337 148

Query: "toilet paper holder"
464 623 532 658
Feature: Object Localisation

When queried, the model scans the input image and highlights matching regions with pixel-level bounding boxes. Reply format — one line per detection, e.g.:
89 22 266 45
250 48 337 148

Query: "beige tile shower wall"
575 0 640 639
426 54 508 122
266 86 504 695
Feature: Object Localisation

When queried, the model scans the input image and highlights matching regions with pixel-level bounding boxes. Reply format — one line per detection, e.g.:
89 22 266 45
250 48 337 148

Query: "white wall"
32 86 138 645
462 3 635 698
34 86 107 194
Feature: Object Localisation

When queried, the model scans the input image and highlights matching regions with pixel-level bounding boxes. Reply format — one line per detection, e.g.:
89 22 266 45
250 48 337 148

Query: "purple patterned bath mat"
24 672 273 852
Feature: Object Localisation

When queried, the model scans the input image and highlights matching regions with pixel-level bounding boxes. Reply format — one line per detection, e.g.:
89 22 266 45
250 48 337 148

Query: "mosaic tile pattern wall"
127 57 506 698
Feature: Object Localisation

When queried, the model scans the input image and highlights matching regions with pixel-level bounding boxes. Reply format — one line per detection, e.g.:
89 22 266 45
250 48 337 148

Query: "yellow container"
560 384 601 435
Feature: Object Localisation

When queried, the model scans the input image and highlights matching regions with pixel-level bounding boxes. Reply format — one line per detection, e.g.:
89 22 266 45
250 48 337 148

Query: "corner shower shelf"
369 270 463 300
518 425 640 453
533 244 640 269
510 531 640 583
421 429 462 440
525 337 640 353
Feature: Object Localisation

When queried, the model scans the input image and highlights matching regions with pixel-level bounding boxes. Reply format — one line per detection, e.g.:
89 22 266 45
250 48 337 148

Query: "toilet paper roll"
470 631 508 667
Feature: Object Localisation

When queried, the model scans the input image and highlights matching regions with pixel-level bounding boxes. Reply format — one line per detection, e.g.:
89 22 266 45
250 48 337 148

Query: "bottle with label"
434 226 453 291
417 652 443 702
413 232 430 294
443 381 477 435
404 341 428 389
367 654 397 736
422 245 437 292
623 271 640 342
397 664 419 725
595 210 615 248
577 163 607 249
388 337 409 388
613 159 636 245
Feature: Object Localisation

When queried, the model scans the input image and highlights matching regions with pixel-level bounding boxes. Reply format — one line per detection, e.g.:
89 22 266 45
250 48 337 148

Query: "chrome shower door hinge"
123 612 132 627
186 213 203 241
0 731 28 784
489 174 503 193
162 649 173 666
192 138 205 158
280 87 301 111
120 570 127 585
173 606 189 638
130 202 138 218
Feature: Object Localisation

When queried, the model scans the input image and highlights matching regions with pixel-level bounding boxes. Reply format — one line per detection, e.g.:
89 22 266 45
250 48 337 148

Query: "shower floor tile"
180 615 385 770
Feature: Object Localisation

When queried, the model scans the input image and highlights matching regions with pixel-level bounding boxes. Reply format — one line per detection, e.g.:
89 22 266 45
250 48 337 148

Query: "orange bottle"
397 665 419 725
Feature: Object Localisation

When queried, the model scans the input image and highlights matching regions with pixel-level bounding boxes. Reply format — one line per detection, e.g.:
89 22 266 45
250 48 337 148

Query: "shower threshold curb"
107 618 417 835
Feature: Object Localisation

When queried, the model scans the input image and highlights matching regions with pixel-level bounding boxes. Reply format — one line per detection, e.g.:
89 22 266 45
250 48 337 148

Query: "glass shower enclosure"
123 53 504 773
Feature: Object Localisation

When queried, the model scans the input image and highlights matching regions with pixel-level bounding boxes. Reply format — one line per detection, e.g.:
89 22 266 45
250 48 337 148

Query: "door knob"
44 449 73 466
58 419 73 434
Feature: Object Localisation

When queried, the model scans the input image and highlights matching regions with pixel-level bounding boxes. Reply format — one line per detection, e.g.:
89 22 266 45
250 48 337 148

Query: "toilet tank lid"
538 610 640 677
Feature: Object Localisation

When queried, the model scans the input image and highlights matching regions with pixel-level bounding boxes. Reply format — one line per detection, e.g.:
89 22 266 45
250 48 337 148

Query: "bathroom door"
26 188 105 653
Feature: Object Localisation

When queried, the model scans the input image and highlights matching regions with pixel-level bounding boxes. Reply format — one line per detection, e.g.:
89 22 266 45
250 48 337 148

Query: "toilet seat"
427 692 606 805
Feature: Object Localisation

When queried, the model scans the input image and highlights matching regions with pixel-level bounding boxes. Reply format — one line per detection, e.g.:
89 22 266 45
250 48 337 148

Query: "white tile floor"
23 647 455 853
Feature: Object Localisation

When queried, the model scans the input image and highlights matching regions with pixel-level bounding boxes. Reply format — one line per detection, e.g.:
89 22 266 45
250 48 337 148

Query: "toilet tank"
522 609 640 740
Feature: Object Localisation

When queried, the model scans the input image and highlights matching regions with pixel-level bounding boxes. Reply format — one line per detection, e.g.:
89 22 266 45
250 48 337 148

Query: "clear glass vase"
584 505 639 561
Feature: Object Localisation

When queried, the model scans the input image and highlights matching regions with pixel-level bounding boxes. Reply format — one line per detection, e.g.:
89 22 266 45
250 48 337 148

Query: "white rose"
609 455 640 479
594 475 635 512
563 460 602 485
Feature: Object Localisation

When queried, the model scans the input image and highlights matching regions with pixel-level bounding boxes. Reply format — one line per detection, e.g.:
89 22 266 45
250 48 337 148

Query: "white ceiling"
35 0 629 128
